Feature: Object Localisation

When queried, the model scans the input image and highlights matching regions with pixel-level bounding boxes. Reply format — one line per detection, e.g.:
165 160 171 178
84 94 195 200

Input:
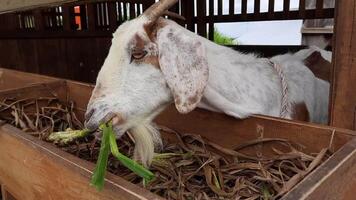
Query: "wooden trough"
0 70 355 200
0 68 55 91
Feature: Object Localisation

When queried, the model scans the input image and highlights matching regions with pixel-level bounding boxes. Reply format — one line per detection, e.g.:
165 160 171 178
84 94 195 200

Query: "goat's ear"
157 25 209 114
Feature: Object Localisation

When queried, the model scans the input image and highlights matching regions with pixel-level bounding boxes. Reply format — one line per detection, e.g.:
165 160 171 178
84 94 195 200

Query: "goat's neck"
198 39 281 119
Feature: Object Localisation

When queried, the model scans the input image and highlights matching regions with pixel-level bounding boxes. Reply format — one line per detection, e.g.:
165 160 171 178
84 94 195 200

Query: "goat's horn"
143 0 179 22
163 11 186 21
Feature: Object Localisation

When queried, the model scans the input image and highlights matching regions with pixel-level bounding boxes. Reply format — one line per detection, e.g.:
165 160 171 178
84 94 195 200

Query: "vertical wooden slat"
208 0 214 40
108 2 117 30
218 0 222 15
283 0 290 12
229 0 234 15
196 0 207 37
86 3 96 30
316 0 324 17
61 6 71 31
254 0 260 14
185 0 195 32
241 0 247 15
123 2 127 21
330 0 356 130
299 0 306 18
268 0 274 18
129 2 135 19
33 9 44 31
117 2 122 24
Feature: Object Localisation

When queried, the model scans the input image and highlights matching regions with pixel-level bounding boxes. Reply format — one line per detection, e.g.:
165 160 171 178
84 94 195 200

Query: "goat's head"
84 0 209 165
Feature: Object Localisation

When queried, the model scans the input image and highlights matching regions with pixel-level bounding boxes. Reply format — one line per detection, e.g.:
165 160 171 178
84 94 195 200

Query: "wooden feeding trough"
0 0 356 199
0 68 55 91
0 72 355 200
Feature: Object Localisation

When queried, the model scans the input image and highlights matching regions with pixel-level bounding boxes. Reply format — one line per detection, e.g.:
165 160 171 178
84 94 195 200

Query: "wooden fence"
0 0 335 82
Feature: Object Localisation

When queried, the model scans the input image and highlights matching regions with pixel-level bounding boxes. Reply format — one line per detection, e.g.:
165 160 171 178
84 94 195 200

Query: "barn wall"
0 0 334 83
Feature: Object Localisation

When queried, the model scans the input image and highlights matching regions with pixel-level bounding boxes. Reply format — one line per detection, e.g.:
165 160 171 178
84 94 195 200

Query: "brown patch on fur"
303 51 331 83
188 95 199 105
143 55 159 68
133 34 145 51
130 34 160 68
291 102 310 122
144 18 167 42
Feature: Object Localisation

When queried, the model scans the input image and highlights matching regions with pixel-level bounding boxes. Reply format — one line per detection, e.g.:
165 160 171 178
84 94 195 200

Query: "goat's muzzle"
84 105 123 131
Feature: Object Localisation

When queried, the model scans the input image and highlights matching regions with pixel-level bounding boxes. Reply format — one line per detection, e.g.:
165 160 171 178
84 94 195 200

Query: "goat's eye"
131 50 147 60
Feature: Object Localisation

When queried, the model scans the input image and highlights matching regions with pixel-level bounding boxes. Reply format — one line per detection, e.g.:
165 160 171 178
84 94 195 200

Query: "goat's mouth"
85 111 122 131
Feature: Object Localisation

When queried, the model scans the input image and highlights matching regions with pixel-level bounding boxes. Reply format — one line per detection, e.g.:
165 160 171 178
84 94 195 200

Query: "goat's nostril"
85 108 95 121
112 115 123 126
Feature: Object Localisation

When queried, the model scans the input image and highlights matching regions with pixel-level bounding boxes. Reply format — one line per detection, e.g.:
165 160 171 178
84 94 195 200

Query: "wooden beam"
0 0 148 14
0 0 78 14
330 0 356 130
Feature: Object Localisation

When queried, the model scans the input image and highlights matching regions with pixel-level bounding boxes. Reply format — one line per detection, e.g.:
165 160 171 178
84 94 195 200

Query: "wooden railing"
0 0 334 39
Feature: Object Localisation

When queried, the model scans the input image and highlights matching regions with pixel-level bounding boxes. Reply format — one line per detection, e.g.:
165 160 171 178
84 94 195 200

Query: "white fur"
86 17 330 165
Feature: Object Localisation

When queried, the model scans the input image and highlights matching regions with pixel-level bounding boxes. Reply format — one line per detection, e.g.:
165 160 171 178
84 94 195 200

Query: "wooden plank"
86 3 96 31
61 6 72 31
299 0 306 18
254 0 260 14
0 40 21 71
65 38 97 82
33 9 45 31
283 0 290 18
0 68 56 91
196 0 207 37
218 0 223 15
208 0 214 40
315 0 324 17
268 0 274 18
229 0 234 15
0 123 163 200
36 39 67 78
241 0 247 15
117 2 123 24
184 0 195 32
0 13 18 31
16 39 39 73
108 1 118 30
190 8 334 23
0 0 77 14
330 0 356 130
282 137 356 200
156 106 355 153
123 2 128 21
129 2 136 19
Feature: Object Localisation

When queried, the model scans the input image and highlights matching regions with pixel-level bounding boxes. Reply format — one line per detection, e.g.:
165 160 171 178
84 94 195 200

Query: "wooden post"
33 9 45 31
86 3 96 31
61 6 71 31
330 0 356 130
196 0 207 37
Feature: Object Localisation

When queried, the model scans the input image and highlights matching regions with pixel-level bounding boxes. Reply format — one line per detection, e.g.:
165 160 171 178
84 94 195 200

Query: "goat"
84 0 330 166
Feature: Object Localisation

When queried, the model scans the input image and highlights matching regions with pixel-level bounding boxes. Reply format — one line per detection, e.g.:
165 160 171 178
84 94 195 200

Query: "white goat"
84 0 330 165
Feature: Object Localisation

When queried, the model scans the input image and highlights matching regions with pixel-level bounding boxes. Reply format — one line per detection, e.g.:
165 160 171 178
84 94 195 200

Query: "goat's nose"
84 107 100 131
85 108 95 121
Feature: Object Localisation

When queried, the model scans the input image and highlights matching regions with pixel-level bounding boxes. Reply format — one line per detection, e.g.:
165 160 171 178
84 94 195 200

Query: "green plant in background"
213 28 238 45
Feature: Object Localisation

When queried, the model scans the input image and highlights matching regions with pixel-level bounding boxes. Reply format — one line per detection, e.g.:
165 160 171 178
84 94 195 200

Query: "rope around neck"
269 60 290 118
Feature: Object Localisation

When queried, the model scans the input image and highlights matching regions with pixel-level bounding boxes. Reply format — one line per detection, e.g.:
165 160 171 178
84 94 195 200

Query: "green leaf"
107 122 155 182
90 125 111 190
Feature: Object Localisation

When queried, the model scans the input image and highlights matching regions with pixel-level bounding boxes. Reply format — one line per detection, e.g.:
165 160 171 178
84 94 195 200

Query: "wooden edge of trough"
282 137 356 200
0 114 355 199
0 122 163 200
